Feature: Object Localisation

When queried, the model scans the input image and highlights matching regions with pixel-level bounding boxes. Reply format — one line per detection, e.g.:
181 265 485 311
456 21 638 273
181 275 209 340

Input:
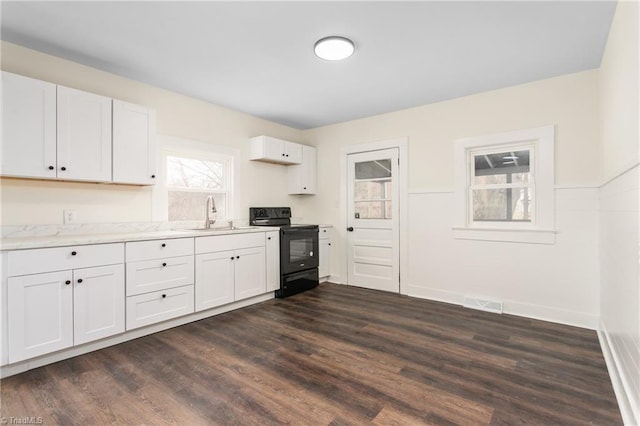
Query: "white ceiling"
1 1 616 129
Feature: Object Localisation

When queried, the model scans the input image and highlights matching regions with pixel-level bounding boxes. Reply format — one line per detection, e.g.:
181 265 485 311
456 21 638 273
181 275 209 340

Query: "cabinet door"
57 85 112 182
8 271 73 363
283 141 302 164
73 264 125 345
288 145 316 194
319 239 331 279
263 136 284 161
301 145 317 193
1 72 57 179
195 251 235 311
112 100 157 185
234 246 266 301
265 231 280 292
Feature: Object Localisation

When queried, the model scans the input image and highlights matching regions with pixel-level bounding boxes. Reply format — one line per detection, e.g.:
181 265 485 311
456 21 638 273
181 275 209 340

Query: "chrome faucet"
204 195 217 229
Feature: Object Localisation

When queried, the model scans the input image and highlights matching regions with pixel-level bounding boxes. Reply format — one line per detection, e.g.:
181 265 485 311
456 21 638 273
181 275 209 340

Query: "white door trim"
340 137 409 295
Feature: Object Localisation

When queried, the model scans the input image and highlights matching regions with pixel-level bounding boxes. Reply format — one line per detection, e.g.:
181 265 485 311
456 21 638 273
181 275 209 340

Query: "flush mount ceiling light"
314 36 355 61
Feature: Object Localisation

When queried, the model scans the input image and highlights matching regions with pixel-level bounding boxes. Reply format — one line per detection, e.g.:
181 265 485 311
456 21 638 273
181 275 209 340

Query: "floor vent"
463 296 503 314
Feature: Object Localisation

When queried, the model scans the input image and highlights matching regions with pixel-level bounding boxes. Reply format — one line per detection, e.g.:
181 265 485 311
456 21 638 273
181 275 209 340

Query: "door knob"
347 227 354 232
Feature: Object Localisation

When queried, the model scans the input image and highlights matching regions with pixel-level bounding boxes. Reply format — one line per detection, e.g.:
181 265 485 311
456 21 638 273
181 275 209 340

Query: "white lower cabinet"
195 234 266 311
3 232 279 370
319 226 332 280
234 246 266 300
126 285 195 330
6 243 125 363
73 264 125 345
124 239 195 330
195 250 235 311
8 271 73 363
265 231 280 292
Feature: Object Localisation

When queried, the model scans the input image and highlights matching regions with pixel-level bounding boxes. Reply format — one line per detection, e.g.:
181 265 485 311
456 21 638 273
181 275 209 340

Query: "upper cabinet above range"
248 135 317 195
1 71 157 185
249 135 302 165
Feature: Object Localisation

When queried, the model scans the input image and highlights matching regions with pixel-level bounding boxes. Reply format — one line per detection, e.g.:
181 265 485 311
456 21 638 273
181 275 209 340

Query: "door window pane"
355 160 391 179
354 180 392 200
354 159 392 219
354 201 392 219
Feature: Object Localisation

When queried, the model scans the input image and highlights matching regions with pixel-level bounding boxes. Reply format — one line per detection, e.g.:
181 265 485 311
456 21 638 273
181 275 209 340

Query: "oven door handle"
280 228 319 235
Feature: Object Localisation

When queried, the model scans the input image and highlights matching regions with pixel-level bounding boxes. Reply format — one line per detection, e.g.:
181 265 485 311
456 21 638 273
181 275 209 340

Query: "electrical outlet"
63 209 77 224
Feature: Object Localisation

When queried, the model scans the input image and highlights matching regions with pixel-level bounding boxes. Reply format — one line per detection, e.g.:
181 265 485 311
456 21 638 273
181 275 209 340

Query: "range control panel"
249 207 292 225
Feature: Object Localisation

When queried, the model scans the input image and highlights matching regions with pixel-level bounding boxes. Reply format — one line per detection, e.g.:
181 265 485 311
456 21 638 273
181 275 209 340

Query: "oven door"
280 227 319 275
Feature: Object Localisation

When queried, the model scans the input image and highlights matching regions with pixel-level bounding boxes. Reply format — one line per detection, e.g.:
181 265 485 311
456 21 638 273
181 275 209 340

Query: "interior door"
347 148 400 292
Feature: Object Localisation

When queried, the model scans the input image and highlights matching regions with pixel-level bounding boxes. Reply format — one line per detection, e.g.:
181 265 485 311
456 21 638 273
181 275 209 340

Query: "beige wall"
0 41 307 225
300 69 601 223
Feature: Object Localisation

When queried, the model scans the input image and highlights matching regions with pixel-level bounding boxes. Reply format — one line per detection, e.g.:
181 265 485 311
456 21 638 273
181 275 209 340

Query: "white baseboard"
598 320 639 426
0 292 274 378
326 274 343 284
406 284 598 329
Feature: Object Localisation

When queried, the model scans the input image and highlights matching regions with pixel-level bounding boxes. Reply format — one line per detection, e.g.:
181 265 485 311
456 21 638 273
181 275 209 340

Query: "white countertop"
0 228 269 251
0 224 333 251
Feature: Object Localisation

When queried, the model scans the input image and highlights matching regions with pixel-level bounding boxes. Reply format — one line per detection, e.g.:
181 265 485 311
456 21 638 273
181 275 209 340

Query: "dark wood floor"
1 283 621 425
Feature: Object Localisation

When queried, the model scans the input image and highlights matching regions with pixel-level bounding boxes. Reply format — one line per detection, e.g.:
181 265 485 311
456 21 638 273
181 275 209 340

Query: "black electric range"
250 207 319 298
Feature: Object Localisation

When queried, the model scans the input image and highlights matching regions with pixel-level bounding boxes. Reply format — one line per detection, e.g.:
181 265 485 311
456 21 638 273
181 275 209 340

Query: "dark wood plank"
0 283 622 425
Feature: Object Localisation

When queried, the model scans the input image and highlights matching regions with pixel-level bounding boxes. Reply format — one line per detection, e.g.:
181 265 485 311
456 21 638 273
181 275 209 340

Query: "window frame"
453 125 555 244
152 135 239 223
467 142 536 228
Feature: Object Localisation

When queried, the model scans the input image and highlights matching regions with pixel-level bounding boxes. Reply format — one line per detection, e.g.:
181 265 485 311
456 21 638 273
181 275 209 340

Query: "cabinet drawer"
319 227 332 240
126 238 193 262
8 243 124 277
126 285 194 330
126 255 194 296
195 232 265 254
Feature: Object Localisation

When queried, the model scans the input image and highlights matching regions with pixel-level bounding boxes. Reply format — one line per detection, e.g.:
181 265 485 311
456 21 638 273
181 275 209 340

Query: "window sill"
452 227 556 244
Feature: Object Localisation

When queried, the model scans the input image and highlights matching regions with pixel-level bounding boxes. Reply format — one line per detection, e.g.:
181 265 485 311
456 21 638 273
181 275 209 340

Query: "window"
354 159 393 219
453 126 555 244
166 155 231 222
152 135 237 223
470 147 533 223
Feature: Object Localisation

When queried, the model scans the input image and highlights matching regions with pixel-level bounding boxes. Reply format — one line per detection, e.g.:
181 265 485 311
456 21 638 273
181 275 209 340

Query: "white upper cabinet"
57 85 112 182
288 145 317 195
1 72 156 185
1 72 57 179
249 135 303 165
283 140 302 164
112 100 157 185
